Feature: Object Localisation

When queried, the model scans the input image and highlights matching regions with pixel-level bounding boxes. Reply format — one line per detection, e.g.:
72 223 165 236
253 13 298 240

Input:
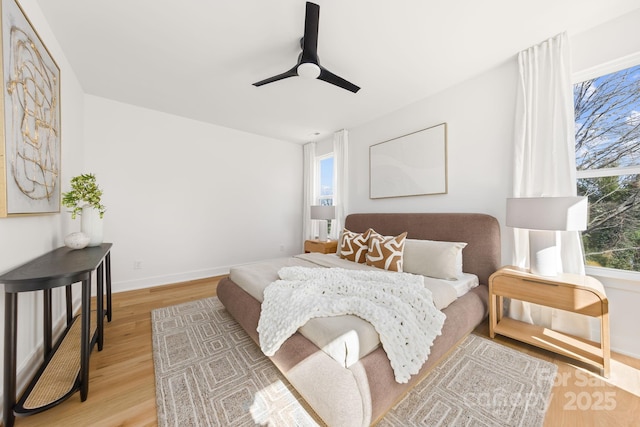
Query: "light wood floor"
8 278 640 427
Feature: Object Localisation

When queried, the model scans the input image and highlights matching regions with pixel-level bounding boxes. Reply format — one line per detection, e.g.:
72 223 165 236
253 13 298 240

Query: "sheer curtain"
303 142 317 242
331 130 348 240
511 32 591 338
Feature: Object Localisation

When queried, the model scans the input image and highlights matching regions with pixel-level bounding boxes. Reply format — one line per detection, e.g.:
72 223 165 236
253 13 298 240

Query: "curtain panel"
303 142 317 242
332 129 349 240
511 32 591 338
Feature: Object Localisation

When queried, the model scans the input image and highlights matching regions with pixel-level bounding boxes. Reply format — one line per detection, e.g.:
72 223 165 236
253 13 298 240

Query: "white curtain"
303 142 317 241
511 32 591 338
331 129 349 240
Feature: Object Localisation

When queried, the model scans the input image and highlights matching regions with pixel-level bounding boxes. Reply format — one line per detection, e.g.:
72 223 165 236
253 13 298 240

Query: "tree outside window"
574 64 640 272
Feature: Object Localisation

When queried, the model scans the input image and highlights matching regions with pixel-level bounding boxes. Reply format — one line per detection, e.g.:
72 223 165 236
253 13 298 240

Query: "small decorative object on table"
64 232 90 249
62 173 106 247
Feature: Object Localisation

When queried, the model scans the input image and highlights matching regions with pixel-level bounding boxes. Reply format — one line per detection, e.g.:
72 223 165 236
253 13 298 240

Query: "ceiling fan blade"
300 2 320 64
253 66 298 87
318 67 360 93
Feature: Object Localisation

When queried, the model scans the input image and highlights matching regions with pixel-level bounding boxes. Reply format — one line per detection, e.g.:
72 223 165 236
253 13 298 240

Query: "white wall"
0 0 86 414
346 13 640 357
571 8 640 77
348 59 517 264
83 95 303 292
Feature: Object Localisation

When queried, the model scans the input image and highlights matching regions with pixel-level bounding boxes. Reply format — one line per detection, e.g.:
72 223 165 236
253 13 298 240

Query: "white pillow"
402 239 467 280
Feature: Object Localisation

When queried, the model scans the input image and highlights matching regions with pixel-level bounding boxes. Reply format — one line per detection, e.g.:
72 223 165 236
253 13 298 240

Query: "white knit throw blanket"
257 267 446 383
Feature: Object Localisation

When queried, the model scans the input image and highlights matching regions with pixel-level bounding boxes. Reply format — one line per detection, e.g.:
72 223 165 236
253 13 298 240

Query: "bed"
217 212 501 426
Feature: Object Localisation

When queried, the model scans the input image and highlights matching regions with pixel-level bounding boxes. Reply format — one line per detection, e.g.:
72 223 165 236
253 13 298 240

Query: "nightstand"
489 266 610 377
304 239 338 254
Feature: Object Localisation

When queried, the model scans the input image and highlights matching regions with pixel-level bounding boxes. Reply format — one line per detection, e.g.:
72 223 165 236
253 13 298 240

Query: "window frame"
573 53 640 280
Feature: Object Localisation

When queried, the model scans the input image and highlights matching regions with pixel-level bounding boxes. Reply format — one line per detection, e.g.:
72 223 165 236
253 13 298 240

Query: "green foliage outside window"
574 65 640 272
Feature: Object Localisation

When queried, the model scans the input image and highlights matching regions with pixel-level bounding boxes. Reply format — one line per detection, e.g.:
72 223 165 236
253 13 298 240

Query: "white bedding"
257 267 446 383
229 252 479 368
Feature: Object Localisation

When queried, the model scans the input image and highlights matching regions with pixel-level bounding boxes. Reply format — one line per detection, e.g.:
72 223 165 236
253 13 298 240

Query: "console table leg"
97 262 104 351
4 293 17 427
106 252 112 322
44 289 52 356
80 277 91 401
65 285 73 326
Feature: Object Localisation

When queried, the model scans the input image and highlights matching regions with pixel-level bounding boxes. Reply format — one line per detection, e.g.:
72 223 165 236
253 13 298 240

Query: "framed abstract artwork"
370 123 447 199
0 0 60 217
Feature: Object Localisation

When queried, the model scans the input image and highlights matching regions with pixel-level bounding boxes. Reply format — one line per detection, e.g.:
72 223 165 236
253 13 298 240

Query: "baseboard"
611 339 640 360
112 266 231 293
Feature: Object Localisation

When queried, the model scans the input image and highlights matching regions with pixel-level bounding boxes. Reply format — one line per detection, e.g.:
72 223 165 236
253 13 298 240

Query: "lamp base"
318 220 328 241
529 230 559 276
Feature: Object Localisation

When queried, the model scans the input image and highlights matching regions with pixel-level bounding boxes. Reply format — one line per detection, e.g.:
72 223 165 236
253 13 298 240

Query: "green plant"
61 173 106 219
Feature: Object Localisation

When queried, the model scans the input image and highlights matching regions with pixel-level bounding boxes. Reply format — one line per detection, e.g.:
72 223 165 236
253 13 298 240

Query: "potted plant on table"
62 173 106 248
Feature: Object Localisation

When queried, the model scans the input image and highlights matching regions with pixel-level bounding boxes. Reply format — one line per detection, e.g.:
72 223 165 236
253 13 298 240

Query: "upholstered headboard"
344 213 501 285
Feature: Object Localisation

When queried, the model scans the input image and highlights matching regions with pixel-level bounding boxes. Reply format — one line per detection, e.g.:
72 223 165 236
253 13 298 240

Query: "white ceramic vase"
81 205 104 247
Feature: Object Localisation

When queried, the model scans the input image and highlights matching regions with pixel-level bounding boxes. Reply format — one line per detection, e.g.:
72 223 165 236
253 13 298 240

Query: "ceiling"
36 0 640 144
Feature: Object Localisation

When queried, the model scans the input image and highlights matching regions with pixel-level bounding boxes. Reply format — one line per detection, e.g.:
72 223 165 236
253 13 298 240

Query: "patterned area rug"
152 297 557 427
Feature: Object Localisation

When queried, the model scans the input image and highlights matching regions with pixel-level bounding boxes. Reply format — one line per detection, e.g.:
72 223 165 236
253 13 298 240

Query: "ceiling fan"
253 2 360 93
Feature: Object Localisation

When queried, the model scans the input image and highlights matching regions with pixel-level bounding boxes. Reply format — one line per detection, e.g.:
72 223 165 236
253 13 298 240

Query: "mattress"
229 252 478 368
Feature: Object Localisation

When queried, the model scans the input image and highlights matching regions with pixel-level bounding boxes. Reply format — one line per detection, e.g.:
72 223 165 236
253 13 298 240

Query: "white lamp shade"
506 197 588 231
310 205 336 220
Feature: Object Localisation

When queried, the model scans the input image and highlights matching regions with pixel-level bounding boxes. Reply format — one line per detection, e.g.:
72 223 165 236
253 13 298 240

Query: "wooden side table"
304 239 338 254
489 266 610 377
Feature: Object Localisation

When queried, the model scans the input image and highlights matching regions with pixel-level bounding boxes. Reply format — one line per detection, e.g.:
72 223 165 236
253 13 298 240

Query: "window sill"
585 266 640 292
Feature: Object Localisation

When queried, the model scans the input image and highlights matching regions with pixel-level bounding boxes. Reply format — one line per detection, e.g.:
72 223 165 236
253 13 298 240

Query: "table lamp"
310 205 336 241
506 196 588 276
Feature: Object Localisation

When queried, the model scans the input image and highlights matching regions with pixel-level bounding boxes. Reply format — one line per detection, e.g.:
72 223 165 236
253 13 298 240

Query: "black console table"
1 243 112 427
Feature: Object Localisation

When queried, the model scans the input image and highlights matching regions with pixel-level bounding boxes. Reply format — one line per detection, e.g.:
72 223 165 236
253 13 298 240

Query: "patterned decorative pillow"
339 228 373 263
366 230 408 272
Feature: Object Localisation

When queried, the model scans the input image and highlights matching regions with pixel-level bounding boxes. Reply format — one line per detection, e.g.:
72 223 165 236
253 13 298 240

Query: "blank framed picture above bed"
369 123 447 199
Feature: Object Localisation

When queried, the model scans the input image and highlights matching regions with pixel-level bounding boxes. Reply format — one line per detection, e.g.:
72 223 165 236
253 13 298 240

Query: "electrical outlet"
279 245 285 252
133 260 142 270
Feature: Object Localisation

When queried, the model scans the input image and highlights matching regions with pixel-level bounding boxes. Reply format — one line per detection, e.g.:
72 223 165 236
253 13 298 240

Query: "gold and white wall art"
0 0 60 217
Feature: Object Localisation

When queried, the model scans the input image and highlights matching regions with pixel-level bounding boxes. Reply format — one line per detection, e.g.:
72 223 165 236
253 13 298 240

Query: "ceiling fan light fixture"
253 2 360 92
297 62 321 79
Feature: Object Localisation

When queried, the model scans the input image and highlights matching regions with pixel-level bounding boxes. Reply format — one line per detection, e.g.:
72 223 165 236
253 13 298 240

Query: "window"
574 64 640 272
317 154 334 206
